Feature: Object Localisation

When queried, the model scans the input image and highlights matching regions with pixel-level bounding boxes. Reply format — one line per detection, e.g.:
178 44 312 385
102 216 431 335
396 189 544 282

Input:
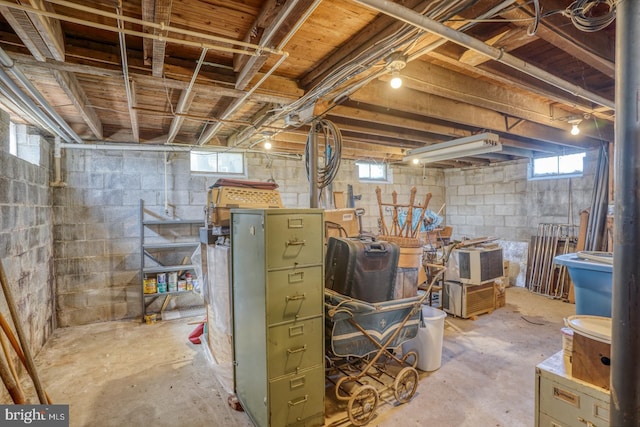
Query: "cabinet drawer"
267 266 323 323
268 367 324 427
537 412 564 427
539 376 609 426
268 317 323 378
266 214 323 269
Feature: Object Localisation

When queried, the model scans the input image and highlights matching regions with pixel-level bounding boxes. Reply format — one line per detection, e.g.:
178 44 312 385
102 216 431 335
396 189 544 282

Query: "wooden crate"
572 332 611 390
494 278 507 308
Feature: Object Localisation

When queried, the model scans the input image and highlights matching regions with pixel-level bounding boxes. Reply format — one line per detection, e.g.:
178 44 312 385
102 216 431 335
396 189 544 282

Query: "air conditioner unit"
442 281 495 318
457 246 503 284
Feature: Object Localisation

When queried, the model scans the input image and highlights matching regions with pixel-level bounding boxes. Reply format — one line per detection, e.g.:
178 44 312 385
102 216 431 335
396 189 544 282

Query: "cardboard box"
324 209 360 239
571 332 611 390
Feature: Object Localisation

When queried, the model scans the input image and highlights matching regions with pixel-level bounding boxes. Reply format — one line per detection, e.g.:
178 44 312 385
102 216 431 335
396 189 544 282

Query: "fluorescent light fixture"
403 132 502 163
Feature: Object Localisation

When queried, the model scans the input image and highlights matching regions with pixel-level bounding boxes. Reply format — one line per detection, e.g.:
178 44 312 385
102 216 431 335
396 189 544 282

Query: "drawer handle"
286 294 306 302
288 395 308 407
286 239 306 247
576 417 596 427
287 345 307 355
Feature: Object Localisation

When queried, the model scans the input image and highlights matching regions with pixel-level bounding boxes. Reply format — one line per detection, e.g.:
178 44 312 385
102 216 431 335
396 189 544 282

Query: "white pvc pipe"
354 0 615 110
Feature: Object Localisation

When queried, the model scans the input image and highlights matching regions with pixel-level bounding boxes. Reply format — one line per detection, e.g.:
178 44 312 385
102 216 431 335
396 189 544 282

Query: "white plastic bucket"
403 305 447 371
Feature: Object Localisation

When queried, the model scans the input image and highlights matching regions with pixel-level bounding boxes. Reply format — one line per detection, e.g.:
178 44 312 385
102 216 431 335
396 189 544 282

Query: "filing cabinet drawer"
267 266 323 323
268 366 324 427
538 375 609 426
266 214 323 269
268 317 323 378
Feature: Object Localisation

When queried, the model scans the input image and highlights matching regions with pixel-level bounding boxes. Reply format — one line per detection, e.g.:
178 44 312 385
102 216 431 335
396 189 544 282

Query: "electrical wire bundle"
565 0 618 32
305 119 342 193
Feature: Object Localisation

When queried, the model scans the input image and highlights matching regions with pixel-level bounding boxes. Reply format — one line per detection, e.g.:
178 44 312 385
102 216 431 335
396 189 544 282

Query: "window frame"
528 152 586 180
190 150 246 176
355 160 390 183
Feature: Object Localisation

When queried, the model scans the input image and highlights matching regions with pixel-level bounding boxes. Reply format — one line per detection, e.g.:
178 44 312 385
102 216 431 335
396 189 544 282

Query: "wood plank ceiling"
0 0 616 167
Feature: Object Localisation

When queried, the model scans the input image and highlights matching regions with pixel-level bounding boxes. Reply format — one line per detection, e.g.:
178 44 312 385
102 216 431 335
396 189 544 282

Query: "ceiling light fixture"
386 53 407 90
390 70 403 89
568 118 582 136
403 133 502 163
264 141 272 150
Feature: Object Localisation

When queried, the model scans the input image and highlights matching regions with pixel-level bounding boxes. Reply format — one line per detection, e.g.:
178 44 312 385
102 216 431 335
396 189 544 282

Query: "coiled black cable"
305 119 342 192
567 0 617 32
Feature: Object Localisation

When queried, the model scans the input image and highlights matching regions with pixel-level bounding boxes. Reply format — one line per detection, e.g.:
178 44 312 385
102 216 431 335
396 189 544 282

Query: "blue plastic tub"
554 253 613 317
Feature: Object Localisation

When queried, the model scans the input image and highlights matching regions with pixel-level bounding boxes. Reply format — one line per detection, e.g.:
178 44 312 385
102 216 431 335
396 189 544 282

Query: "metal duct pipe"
196 0 322 145
59 142 192 152
611 0 640 424
166 48 208 144
116 2 138 142
407 0 518 62
353 0 614 111
0 82 58 136
197 53 289 145
0 47 83 143
0 67 73 142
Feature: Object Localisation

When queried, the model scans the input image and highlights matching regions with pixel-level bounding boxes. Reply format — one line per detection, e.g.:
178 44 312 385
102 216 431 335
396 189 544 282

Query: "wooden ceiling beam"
52 69 103 139
0 6 51 61
392 59 614 140
328 104 472 139
234 0 318 90
20 0 64 61
152 0 172 78
425 49 614 121
350 81 603 149
300 0 428 90
9 53 298 105
500 0 614 78
458 27 533 67
141 0 173 77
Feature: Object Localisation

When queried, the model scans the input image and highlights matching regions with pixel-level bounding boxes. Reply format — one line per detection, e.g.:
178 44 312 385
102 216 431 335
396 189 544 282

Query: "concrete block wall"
0 111 55 367
443 150 598 286
54 149 443 326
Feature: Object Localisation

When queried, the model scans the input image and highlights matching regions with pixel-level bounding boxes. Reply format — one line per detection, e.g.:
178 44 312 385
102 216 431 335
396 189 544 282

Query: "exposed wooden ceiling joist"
52 69 103 139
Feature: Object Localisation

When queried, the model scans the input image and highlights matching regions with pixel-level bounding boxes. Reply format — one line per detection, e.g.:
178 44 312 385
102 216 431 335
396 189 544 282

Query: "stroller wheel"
394 367 419 404
347 384 379 426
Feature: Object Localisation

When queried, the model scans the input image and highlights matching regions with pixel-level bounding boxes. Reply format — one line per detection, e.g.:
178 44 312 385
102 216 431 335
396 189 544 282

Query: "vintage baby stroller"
324 236 445 426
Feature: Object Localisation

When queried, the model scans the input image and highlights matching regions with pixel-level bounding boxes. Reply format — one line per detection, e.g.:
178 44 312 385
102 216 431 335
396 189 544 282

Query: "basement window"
529 152 586 179
9 122 40 165
190 150 245 175
356 161 389 182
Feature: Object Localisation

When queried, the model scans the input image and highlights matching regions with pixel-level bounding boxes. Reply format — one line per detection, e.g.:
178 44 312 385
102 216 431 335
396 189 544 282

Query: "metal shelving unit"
139 199 203 322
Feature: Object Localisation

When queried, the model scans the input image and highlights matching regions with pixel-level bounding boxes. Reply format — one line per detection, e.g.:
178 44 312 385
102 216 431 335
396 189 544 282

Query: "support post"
610 1 640 424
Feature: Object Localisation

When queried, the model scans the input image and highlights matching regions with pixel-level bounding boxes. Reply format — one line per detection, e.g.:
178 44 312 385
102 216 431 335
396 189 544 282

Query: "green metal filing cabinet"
231 209 325 427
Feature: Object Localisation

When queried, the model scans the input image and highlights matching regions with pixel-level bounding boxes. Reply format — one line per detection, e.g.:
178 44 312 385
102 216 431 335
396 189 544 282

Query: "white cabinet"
536 351 610 427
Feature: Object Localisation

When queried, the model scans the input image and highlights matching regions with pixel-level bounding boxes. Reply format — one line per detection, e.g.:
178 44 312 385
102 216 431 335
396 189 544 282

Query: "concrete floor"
11 287 574 426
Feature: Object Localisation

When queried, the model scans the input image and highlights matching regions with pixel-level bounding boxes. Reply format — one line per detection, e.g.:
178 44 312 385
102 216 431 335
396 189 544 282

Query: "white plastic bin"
402 305 447 371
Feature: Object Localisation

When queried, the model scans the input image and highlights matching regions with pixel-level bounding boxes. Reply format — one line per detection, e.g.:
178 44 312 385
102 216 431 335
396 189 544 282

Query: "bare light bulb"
570 123 580 136
412 158 419 165
390 70 402 89
264 141 272 150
